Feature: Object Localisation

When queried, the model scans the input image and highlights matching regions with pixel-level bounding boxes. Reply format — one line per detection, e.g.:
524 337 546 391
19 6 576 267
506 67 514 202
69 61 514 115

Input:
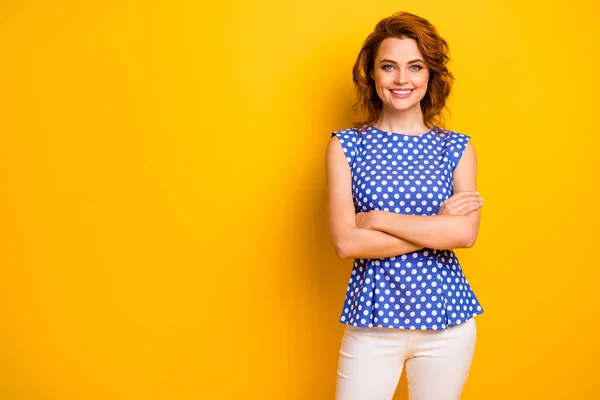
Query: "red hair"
352 12 454 131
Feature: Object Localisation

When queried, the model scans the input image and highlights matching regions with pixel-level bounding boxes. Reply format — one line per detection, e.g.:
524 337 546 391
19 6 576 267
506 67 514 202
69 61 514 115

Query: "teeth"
392 89 412 94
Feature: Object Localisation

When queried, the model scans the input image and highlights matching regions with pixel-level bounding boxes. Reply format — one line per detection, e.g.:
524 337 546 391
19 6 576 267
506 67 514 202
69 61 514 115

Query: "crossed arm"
326 136 483 260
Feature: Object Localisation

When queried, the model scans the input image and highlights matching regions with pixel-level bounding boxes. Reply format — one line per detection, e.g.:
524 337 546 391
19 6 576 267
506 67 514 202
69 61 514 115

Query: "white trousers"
335 318 477 400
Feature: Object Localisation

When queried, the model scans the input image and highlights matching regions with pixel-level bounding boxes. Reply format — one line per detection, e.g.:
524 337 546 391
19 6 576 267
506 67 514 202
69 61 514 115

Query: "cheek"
374 73 390 88
375 78 391 97
418 73 430 89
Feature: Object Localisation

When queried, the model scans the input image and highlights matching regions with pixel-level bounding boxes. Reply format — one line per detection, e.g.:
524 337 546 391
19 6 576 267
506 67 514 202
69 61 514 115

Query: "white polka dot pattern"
331 125 484 330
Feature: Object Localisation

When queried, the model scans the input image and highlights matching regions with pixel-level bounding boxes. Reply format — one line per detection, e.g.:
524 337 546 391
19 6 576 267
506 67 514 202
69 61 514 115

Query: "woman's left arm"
358 141 482 250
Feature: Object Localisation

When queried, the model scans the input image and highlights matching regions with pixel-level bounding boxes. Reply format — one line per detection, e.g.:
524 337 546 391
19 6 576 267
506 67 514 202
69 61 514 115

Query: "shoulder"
331 127 361 141
437 128 471 143
438 128 473 153
329 127 362 167
438 128 476 170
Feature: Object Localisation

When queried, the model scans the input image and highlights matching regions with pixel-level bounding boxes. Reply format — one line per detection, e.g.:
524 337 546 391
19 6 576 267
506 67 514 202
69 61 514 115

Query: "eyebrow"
379 58 424 64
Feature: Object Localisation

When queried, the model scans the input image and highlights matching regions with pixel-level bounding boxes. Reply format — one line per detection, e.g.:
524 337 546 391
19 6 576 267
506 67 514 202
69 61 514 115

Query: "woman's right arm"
326 136 423 260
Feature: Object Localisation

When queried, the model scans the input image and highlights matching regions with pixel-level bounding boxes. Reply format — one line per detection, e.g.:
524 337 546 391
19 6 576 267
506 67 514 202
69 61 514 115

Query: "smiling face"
371 37 430 115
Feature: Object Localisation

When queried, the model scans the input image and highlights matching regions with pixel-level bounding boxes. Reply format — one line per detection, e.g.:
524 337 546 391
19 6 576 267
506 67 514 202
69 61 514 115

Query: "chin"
386 102 420 112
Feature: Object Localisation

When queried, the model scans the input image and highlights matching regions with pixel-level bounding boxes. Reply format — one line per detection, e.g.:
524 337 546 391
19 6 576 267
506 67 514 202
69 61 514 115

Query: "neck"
374 107 428 135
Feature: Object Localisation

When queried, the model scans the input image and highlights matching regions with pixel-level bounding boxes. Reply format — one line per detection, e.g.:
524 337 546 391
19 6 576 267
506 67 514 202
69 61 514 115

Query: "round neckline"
369 125 434 137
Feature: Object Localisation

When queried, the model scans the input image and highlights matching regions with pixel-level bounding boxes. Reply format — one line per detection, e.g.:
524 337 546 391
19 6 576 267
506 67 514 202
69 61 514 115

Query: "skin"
370 37 431 135
326 37 484 259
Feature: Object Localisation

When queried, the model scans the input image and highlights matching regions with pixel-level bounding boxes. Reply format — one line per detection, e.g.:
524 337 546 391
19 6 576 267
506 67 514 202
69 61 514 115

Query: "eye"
382 64 395 71
410 65 424 71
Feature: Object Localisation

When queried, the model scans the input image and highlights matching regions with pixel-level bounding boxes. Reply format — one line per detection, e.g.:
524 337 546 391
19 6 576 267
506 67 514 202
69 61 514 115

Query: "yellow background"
1 0 598 399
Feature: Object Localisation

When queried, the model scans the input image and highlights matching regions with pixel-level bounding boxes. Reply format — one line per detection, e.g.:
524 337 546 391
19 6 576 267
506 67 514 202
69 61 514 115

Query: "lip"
389 89 414 99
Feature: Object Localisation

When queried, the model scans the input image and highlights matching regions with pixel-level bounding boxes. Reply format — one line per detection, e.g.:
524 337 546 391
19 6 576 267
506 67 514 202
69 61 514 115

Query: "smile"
389 89 414 99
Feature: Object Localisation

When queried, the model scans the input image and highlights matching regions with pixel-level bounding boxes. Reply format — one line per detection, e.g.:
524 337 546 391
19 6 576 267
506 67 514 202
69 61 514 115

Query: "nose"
394 70 408 86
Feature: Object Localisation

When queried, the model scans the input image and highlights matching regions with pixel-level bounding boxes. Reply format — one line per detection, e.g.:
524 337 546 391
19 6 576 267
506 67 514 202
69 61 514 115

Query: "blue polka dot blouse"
332 125 484 330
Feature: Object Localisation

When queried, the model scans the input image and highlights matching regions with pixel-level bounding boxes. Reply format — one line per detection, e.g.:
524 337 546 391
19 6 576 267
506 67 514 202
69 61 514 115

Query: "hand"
356 211 377 230
438 191 484 216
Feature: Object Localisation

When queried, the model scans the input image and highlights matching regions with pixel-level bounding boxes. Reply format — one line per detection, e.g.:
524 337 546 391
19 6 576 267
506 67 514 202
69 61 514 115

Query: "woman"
326 12 485 400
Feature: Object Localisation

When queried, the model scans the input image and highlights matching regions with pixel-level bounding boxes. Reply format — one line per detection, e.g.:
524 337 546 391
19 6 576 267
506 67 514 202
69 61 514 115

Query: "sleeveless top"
332 125 484 330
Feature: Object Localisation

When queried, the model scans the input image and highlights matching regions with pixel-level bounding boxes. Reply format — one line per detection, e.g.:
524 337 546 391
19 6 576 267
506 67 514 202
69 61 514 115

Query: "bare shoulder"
462 139 476 160
327 127 359 166
451 132 477 192
326 135 344 160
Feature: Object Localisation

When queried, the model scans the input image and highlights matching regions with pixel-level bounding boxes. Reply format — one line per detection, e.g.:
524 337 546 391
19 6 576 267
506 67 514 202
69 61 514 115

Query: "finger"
449 196 477 208
466 198 484 209
465 205 482 215
458 206 476 215
447 196 481 211
460 203 483 215
456 200 482 214
444 192 471 204
444 191 479 205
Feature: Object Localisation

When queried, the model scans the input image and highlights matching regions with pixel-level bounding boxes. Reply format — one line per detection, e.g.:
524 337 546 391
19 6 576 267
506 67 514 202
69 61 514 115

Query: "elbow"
461 237 476 249
460 229 479 248
333 237 354 260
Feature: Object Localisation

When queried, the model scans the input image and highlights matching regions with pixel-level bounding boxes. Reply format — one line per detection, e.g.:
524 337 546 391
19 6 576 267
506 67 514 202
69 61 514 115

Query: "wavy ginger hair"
352 12 454 131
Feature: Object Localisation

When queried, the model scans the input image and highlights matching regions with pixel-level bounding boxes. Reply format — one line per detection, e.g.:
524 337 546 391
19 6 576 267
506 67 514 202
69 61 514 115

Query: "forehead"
375 37 422 61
